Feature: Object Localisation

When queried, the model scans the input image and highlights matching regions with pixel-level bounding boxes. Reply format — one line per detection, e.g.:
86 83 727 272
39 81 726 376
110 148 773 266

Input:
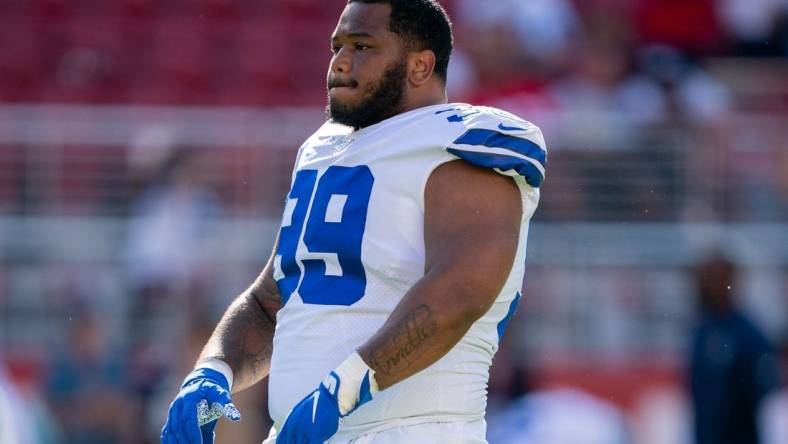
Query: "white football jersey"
268 103 546 438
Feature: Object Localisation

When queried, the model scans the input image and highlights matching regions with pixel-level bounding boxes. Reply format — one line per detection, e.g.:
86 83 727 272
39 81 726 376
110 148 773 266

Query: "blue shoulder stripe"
497 292 522 341
453 129 546 168
447 148 545 188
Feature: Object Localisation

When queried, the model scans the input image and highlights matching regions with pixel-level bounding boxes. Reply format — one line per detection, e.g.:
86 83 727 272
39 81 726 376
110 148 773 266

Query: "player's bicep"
423 160 521 316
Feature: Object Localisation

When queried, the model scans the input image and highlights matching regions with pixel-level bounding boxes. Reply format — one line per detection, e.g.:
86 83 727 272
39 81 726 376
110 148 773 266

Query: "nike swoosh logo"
498 123 526 131
311 391 320 423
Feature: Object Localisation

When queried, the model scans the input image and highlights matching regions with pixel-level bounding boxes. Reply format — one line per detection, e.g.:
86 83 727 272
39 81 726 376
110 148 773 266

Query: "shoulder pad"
443 106 547 188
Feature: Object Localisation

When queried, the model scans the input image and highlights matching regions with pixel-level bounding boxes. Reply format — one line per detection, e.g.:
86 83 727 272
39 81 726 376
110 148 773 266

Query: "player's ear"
408 49 436 87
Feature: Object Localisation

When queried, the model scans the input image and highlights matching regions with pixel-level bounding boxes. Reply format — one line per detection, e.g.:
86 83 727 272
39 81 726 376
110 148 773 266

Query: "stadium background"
0 0 787 443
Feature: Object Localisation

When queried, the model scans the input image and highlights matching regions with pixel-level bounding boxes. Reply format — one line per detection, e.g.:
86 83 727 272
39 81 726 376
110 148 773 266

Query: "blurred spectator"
688 252 781 444
46 314 135 444
126 338 170 444
548 29 668 126
124 137 224 310
452 0 579 120
674 66 732 123
123 136 227 441
455 0 580 61
637 45 732 124
486 389 632 444
717 0 788 56
487 324 534 416
141 313 217 442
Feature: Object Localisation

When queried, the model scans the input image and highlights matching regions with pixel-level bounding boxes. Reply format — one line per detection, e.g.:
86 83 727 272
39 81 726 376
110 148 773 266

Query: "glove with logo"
161 363 241 444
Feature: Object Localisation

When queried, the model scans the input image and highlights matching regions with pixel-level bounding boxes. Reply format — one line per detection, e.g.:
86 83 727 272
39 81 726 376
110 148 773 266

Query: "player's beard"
327 59 407 130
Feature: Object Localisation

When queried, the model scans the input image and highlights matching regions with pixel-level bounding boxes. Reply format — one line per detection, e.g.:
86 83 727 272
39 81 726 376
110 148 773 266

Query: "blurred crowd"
1 0 787 108
1 0 788 222
1 0 788 443
452 0 787 116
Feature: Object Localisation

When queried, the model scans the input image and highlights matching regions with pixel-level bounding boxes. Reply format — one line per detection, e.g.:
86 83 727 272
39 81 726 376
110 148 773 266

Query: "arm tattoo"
368 304 439 376
200 293 275 384
235 294 274 376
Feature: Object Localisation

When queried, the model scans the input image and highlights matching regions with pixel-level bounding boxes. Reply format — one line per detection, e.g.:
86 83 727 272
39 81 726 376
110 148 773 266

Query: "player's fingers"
163 428 179 444
275 420 293 444
184 413 203 444
162 408 179 444
275 427 287 444
288 412 304 444
173 399 198 444
280 403 306 444
296 415 312 444
174 422 193 444
201 427 215 444
202 387 241 422
274 426 286 444
160 424 171 444
162 427 178 444
223 402 242 421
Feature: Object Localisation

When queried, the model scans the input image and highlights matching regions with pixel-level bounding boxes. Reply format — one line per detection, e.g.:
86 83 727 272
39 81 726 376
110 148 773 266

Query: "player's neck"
400 89 448 115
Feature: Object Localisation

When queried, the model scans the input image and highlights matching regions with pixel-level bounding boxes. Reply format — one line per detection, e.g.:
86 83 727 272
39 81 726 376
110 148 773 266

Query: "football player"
161 1 547 443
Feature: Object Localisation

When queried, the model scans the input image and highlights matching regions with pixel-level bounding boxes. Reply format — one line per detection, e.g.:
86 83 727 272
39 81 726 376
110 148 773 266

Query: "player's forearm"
197 291 276 393
358 275 490 390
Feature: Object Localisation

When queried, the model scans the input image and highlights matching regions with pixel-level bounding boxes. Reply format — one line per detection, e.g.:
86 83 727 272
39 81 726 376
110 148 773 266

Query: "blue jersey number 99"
275 165 374 306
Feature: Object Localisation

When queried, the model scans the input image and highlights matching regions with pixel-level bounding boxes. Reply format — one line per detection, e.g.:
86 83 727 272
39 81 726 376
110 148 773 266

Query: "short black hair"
348 0 453 82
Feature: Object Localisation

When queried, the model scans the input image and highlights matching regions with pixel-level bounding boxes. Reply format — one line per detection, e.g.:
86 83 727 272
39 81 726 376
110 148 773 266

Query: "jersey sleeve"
444 107 547 188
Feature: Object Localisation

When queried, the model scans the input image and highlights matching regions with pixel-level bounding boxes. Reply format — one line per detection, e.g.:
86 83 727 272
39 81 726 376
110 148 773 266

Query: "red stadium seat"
145 19 216 102
0 0 28 20
39 19 131 102
0 21 44 101
0 145 23 212
116 0 158 19
232 20 294 95
198 0 242 20
634 0 723 54
159 0 242 20
289 19 335 105
270 0 336 20
28 0 72 17
1 0 462 105
210 15 335 105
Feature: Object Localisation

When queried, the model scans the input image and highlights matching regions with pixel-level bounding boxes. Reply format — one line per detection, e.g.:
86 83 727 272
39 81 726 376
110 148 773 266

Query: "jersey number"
275 165 374 306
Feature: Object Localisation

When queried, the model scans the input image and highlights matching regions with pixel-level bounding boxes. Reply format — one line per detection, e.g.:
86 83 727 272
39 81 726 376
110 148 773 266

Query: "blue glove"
276 352 378 444
161 367 241 444
276 372 343 444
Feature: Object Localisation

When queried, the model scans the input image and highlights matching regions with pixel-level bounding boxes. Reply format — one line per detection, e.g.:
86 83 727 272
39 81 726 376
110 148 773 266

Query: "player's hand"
161 368 241 444
276 372 343 444
277 352 378 444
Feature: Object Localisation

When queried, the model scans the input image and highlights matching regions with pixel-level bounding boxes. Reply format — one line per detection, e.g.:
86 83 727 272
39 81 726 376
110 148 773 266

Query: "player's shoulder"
432 103 539 133
436 104 547 188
